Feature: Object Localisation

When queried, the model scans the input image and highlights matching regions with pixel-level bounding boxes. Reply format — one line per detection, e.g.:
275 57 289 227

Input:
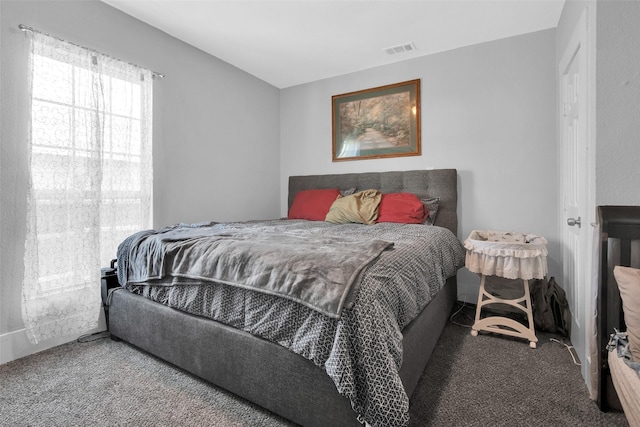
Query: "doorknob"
567 217 581 228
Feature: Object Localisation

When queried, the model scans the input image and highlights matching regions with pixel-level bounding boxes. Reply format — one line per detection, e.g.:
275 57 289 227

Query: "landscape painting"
332 79 421 161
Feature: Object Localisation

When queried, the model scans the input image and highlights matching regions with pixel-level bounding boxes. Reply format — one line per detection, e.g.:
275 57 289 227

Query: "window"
23 31 153 343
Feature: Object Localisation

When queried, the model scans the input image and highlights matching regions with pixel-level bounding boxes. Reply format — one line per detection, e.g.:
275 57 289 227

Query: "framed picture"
332 79 421 162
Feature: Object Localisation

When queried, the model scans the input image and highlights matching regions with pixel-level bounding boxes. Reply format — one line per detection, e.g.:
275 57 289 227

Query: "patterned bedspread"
122 219 466 427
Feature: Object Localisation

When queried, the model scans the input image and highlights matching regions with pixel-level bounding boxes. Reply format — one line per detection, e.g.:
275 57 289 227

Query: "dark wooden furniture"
596 205 640 410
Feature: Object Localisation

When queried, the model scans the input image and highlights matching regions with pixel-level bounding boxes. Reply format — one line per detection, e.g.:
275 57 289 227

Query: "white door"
559 10 592 381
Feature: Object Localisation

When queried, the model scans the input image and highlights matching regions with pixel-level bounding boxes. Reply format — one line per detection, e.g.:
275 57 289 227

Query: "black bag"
530 276 571 337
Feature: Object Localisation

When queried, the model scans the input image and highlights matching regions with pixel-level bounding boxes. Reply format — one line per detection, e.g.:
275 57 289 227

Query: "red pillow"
288 189 341 221
377 193 427 224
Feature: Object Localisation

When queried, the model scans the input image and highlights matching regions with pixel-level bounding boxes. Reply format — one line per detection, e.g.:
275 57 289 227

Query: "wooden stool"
471 275 538 348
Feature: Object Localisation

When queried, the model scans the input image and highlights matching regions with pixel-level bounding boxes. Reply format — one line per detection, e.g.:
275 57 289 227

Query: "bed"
596 206 640 426
103 169 465 427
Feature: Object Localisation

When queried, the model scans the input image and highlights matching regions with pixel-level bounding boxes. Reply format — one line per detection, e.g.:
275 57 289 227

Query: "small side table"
464 230 548 348
100 259 119 330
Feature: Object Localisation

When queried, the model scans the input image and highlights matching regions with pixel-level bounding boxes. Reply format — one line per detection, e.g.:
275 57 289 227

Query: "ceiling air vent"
384 42 416 55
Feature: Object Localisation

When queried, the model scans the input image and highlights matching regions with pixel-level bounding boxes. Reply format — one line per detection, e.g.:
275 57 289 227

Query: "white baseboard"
0 313 107 365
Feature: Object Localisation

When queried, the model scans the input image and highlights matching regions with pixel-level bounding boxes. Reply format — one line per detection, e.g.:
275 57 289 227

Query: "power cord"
550 338 581 366
450 301 474 328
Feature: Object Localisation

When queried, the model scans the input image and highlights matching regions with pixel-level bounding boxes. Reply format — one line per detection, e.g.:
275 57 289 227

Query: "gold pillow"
613 266 640 361
325 189 382 225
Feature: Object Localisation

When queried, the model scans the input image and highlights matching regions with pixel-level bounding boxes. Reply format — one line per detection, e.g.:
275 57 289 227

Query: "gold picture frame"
332 79 421 162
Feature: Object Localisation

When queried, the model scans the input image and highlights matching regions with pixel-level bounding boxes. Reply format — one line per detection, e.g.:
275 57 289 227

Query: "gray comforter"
120 220 466 427
122 223 392 318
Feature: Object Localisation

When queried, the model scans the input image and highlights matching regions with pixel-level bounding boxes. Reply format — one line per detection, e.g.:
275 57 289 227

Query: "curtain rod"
18 24 165 80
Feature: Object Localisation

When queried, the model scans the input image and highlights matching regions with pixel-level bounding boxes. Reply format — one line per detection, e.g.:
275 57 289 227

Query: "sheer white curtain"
23 31 153 343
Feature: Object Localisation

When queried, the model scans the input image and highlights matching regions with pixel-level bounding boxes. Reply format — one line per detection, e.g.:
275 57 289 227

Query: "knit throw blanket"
118 221 392 318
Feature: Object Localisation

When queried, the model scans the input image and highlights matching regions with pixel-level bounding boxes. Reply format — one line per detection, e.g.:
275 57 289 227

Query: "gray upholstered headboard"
288 169 458 235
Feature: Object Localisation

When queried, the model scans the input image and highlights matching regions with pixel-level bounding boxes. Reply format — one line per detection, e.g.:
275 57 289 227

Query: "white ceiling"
102 0 566 89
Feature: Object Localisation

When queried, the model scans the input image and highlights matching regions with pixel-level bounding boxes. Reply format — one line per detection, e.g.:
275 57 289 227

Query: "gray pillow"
420 197 440 226
340 187 357 197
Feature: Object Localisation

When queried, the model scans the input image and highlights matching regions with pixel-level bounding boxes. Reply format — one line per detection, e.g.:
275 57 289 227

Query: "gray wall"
596 0 640 205
0 0 280 350
280 29 559 302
